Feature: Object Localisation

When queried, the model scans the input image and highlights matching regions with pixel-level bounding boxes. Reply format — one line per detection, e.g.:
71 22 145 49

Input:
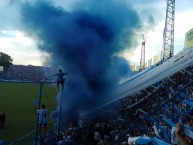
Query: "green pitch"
0 82 58 144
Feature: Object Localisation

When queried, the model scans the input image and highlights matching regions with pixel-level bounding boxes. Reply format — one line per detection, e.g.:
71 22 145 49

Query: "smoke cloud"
19 0 154 129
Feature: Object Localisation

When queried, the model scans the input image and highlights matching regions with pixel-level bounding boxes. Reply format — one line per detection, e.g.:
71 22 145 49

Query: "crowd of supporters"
40 64 193 145
113 65 193 144
1 65 57 82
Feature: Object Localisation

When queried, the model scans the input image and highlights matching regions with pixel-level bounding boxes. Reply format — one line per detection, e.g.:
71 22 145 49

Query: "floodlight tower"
162 0 175 61
140 34 146 71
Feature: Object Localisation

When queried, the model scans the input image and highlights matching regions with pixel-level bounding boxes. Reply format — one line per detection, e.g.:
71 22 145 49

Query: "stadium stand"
38 49 193 145
2 48 193 144
2 65 57 82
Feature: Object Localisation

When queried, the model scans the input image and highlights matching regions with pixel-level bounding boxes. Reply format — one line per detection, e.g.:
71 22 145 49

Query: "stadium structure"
72 46 193 145
84 49 193 145
106 47 193 107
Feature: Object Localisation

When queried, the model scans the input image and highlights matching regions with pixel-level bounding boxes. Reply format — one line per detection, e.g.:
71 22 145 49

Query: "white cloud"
0 29 44 66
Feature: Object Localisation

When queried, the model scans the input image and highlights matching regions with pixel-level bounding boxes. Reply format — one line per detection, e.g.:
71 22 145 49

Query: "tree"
0 52 13 68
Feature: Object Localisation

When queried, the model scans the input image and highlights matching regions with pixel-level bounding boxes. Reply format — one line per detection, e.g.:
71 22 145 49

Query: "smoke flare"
19 0 153 129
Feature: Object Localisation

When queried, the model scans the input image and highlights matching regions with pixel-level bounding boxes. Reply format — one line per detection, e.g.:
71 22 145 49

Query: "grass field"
0 82 57 144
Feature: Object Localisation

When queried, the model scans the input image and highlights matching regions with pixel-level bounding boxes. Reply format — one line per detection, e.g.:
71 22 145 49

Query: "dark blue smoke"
113 56 133 77
19 0 146 129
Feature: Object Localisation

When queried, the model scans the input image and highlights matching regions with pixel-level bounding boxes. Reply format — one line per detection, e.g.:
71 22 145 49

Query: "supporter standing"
0 140 3 145
175 110 193 145
37 104 47 137
94 129 101 145
98 136 105 145
54 69 68 91
0 112 6 129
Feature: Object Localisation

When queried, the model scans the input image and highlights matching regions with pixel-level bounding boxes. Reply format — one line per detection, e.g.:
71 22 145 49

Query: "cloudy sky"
0 0 193 66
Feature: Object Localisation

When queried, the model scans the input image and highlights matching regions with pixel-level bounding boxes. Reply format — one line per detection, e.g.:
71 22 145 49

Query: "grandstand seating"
2 65 57 82
75 47 193 145
2 48 193 144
